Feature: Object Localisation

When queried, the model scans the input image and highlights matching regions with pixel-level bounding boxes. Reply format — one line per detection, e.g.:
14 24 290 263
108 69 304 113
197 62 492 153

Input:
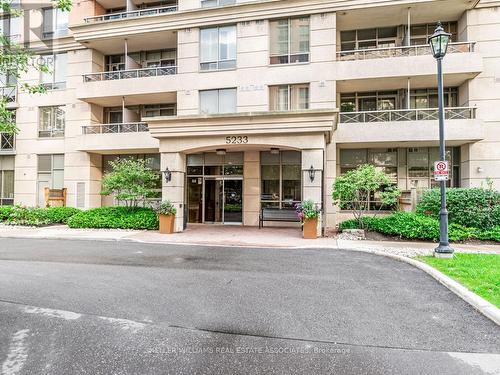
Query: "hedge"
0 206 82 226
416 188 500 230
67 206 158 230
340 212 499 242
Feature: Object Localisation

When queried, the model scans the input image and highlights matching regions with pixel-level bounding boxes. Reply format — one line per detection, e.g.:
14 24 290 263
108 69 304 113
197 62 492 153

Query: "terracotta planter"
303 217 318 239
159 214 175 234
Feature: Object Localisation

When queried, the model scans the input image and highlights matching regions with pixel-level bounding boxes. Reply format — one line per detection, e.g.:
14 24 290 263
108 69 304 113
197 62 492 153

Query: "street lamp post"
428 22 454 258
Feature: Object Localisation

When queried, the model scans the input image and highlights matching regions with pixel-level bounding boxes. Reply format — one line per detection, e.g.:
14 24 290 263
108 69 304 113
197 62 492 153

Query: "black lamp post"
428 22 454 258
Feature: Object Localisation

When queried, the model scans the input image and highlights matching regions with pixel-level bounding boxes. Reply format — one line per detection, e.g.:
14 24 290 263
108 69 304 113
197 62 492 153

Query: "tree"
0 0 72 134
332 164 401 228
101 158 160 208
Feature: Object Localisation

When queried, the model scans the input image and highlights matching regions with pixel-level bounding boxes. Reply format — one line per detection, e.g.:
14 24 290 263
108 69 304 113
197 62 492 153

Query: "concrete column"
302 149 324 236
243 151 260 226
126 0 137 11
161 152 186 232
324 141 337 232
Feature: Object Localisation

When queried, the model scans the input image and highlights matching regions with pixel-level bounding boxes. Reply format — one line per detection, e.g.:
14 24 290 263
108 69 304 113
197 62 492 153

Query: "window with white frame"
38 154 64 189
41 53 67 90
270 17 309 65
142 103 177 117
39 106 65 138
201 0 235 8
0 15 21 40
200 88 237 114
269 84 309 111
200 25 237 71
0 156 14 205
42 7 69 39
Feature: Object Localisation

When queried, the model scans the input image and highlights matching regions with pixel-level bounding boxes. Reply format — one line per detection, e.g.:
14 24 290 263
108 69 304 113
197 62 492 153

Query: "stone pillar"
302 149 324 236
324 141 337 232
161 152 186 232
243 151 260 226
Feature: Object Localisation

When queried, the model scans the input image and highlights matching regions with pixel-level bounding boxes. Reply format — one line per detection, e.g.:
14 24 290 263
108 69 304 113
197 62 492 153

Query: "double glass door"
188 177 243 224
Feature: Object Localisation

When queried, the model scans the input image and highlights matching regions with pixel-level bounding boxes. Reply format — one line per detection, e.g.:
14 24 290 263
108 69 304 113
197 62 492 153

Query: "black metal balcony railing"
82 122 149 134
0 86 17 103
337 42 475 61
83 66 177 82
339 107 476 123
84 5 177 23
0 133 15 152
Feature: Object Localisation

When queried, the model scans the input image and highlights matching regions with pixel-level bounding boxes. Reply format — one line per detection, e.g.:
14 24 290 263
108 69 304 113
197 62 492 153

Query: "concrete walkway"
0 224 498 257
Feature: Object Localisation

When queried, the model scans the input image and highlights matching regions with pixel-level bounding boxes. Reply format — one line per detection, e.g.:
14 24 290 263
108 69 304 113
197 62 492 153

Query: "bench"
259 208 300 228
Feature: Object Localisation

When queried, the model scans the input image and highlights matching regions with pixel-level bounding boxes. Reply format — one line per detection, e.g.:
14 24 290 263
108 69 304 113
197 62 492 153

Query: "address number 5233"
225 136 248 144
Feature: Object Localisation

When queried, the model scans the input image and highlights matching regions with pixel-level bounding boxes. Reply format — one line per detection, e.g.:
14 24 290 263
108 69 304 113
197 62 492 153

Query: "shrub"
416 188 500 229
44 207 81 224
156 201 177 216
0 205 14 221
6 206 51 226
295 200 321 222
339 212 499 242
67 206 158 230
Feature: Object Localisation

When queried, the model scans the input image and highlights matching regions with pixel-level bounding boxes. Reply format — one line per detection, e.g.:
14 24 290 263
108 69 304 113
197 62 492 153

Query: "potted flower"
295 200 321 239
157 200 177 234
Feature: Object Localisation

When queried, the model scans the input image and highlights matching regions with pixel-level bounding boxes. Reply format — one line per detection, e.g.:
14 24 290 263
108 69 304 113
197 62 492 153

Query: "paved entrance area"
0 238 499 374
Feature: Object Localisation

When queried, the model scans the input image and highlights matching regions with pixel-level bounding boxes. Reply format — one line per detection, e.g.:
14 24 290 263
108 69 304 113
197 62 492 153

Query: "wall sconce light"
270 148 280 155
477 166 484 173
308 165 316 182
163 167 172 183
216 149 226 156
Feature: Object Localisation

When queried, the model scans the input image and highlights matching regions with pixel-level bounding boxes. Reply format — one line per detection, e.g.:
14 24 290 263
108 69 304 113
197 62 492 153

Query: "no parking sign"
434 161 449 181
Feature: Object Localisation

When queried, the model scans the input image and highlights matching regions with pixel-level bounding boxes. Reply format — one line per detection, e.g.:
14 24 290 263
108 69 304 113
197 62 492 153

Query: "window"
41 53 67 90
38 154 64 189
410 88 458 109
39 106 65 138
340 27 397 51
270 17 309 64
200 88 236 114
0 15 21 39
269 84 309 111
201 0 235 8
106 50 176 71
142 103 177 117
42 7 69 39
0 156 14 205
200 26 237 70
340 91 398 112
0 133 14 151
410 22 457 46
261 151 301 209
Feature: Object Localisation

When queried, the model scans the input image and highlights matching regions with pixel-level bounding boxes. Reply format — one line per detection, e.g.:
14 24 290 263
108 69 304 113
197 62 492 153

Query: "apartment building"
1 0 499 232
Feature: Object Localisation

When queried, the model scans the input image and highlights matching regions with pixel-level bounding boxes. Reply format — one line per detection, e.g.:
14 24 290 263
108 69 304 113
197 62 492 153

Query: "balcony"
83 66 177 82
335 42 482 88
0 133 15 154
336 107 484 146
84 5 177 23
1 86 17 108
337 42 475 61
340 107 476 123
77 123 158 153
82 122 149 134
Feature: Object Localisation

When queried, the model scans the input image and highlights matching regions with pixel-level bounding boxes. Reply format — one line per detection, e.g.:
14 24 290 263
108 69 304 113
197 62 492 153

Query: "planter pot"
159 214 175 234
303 218 318 239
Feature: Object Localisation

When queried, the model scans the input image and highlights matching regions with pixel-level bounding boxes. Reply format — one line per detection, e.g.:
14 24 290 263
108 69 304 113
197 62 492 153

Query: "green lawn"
418 253 500 308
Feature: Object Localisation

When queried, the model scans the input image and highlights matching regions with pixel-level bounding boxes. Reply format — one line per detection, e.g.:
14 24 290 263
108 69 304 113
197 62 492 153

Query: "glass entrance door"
223 179 242 223
203 177 242 224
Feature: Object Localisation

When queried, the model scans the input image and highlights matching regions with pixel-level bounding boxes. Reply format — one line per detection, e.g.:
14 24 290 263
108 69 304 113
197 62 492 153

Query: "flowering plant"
295 200 321 222
156 200 177 216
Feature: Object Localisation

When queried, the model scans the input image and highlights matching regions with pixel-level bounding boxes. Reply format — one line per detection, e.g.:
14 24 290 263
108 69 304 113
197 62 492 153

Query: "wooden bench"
44 188 67 207
259 208 300 228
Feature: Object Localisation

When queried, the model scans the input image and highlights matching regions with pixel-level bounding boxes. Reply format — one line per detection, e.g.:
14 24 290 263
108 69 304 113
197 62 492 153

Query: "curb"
339 246 500 326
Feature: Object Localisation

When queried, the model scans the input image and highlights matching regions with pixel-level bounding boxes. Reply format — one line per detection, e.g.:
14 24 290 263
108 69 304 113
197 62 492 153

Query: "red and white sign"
434 161 449 181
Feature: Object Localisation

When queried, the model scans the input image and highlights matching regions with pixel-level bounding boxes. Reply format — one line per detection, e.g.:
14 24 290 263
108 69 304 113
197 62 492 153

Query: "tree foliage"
101 158 160 208
332 164 401 228
0 0 72 134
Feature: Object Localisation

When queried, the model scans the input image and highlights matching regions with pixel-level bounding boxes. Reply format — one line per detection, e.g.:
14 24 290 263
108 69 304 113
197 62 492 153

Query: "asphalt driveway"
0 238 498 374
